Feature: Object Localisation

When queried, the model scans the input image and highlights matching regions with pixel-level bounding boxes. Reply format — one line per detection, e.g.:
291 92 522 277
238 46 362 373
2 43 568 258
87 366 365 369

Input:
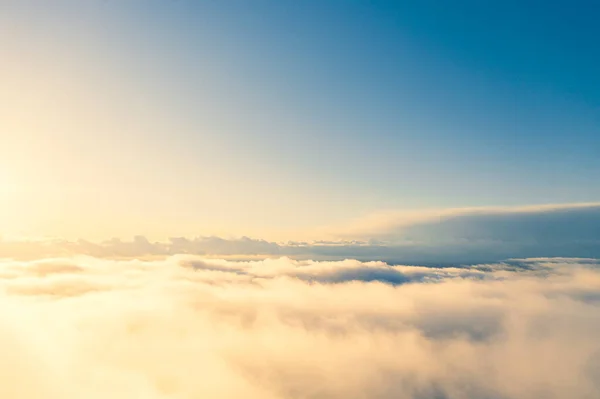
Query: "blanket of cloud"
1 254 600 398
3 203 600 263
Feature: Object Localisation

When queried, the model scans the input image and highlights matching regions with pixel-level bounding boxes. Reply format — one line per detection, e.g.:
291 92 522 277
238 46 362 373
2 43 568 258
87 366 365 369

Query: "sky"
2 3 600 398
1 0 599 244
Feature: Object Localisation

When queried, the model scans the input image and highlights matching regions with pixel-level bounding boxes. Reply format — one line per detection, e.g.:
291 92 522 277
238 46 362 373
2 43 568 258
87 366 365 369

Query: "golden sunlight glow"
0 171 18 202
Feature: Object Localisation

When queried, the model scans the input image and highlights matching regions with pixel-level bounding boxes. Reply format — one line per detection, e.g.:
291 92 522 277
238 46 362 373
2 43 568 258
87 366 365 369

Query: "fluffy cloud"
0 255 599 398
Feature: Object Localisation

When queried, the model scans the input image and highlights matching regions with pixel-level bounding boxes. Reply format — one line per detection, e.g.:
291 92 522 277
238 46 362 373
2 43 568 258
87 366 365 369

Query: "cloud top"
0 255 599 398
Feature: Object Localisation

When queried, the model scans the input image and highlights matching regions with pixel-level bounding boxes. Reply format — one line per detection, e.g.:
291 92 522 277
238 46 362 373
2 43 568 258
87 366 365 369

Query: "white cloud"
0 255 599 398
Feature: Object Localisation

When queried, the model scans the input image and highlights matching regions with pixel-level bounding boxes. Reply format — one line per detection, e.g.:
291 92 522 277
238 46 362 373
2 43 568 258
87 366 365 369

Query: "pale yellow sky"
0 6 371 241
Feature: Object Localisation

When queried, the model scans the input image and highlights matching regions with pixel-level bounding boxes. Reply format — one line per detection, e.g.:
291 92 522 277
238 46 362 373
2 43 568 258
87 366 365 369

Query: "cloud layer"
1 255 599 398
3 203 600 263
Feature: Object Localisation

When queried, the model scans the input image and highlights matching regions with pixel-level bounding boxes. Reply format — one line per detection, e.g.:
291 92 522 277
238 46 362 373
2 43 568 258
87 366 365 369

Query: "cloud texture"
1 255 599 398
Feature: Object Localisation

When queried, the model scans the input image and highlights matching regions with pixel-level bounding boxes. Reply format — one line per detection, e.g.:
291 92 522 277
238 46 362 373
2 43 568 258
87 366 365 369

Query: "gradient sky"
1 0 599 241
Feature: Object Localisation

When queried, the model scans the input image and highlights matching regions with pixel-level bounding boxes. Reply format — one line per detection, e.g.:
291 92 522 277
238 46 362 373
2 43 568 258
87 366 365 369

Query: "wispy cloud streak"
3 203 600 263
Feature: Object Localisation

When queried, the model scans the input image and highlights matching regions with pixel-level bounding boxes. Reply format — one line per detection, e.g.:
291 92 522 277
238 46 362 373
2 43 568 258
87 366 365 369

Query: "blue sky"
126 0 600 205
1 0 599 240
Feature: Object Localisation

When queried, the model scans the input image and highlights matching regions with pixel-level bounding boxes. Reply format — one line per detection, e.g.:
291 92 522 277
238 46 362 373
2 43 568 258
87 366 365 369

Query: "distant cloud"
0 255 599 398
2 202 600 263
329 202 600 240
